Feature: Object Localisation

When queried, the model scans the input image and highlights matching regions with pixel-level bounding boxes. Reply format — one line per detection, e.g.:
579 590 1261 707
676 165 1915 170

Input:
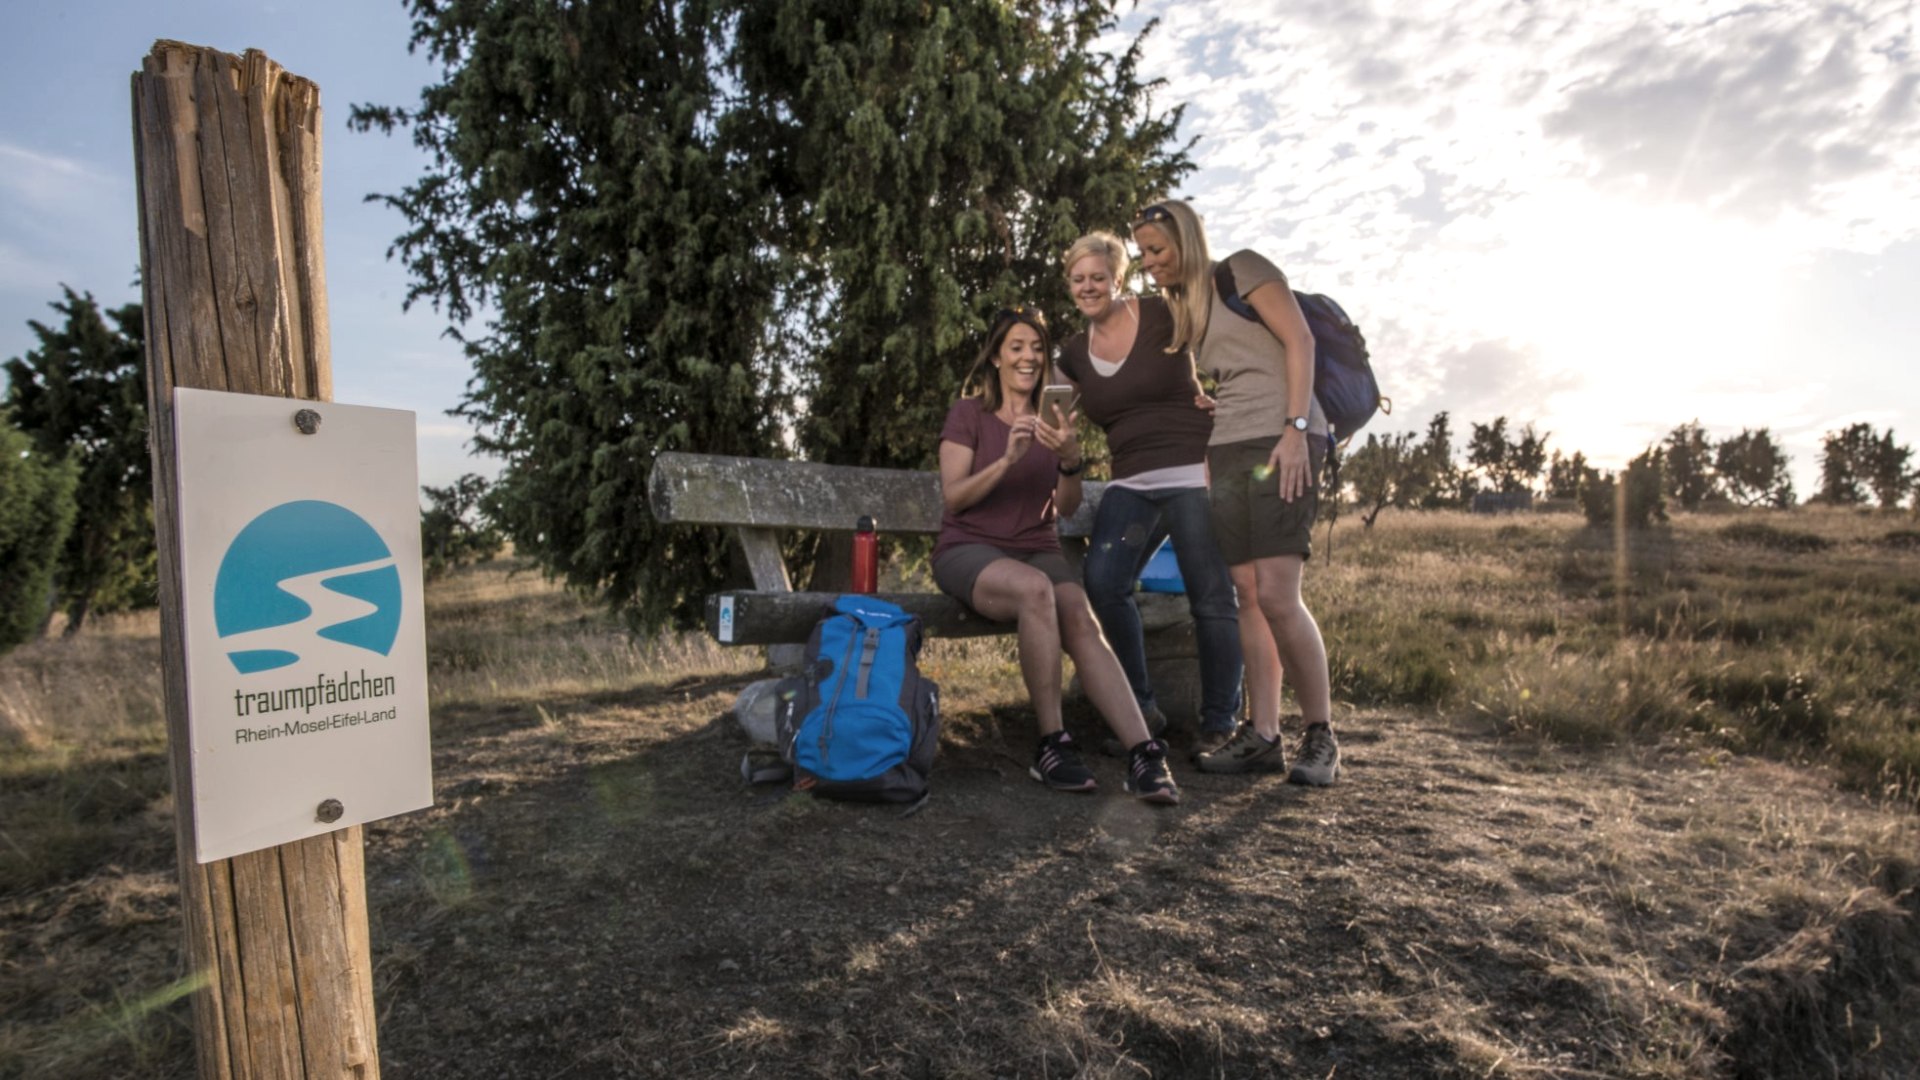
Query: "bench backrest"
648 451 1108 536
647 451 1191 646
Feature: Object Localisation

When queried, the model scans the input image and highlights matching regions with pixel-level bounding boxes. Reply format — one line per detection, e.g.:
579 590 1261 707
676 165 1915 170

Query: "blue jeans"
1081 484 1243 733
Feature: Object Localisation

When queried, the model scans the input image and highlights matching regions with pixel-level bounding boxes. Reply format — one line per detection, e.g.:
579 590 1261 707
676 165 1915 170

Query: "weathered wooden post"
134 41 379 1078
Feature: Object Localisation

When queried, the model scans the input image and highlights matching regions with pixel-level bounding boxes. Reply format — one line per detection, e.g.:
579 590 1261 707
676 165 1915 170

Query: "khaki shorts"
1208 435 1327 565
932 544 1077 613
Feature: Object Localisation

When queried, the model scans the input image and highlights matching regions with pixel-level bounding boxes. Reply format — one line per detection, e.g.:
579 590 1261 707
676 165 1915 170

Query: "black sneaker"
1196 723 1288 774
1124 739 1180 805
1288 722 1341 785
1030 730 1097 792
1101 702 1170 757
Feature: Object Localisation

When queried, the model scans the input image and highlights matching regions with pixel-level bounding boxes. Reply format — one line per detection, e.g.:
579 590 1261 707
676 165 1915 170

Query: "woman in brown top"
932 305 1179 804
1128 200 1341 785
1055 232 1245 754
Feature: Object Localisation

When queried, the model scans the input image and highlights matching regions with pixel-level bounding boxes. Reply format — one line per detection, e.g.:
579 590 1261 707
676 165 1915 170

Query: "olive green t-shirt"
1198 250 1329 446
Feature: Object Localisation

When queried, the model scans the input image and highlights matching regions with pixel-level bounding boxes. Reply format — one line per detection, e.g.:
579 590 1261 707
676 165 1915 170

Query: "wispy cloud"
0 140 139 319
0 142 127 213
1542 3 1920 236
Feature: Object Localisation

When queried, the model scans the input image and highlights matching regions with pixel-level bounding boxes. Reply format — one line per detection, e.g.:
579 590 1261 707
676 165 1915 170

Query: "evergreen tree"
1714 428 1794 508
734 0 1187 468
1662 420 1716 510
355 0 1191 629
2 287 154 635
353 0 817 629
0 413 78 652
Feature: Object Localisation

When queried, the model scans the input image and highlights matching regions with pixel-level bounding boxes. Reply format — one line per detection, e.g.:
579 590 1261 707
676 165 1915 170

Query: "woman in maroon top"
932 305 1179 804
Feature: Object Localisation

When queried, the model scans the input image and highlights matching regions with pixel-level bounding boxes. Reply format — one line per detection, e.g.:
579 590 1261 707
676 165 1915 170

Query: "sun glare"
1459 188 1788 462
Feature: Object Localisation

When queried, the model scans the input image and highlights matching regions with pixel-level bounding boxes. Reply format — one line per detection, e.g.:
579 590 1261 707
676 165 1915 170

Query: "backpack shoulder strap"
1212 260 1260 323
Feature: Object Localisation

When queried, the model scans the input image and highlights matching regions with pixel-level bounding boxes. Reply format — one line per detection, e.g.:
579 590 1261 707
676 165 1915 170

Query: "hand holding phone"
1038 384 1079 428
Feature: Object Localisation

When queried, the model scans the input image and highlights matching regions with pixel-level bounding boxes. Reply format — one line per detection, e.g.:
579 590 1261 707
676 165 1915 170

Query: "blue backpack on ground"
772 595 941 804
1212 261 1389 445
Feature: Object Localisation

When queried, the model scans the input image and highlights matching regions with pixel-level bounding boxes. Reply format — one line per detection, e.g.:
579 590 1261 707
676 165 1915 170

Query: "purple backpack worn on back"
1212 261 1389 445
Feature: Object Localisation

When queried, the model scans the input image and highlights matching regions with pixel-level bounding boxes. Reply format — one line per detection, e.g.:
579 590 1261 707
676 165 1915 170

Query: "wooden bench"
647 452 1205 710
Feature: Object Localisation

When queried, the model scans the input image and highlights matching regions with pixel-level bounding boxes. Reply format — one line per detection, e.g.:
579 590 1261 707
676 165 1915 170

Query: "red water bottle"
852 515 878 593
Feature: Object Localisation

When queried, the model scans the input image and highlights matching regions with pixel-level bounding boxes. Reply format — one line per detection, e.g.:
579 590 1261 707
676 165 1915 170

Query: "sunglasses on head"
1130 203 1175 229
995 304 1047 328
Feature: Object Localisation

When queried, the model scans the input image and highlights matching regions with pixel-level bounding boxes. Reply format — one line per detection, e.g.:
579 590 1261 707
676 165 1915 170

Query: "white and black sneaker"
1288 722 1341 786
1196 723 1287 774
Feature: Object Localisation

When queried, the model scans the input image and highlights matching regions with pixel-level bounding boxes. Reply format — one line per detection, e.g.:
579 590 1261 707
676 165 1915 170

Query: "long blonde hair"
1130 199 1213 353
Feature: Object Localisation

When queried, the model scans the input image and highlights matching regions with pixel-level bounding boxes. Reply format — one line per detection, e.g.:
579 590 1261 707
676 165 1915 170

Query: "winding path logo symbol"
213 500 403 674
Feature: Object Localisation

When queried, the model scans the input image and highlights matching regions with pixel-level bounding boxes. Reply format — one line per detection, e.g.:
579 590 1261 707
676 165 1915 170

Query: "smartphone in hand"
1038 384 1079 427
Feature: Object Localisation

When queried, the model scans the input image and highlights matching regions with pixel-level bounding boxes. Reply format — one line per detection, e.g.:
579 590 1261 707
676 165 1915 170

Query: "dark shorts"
1208 435 1327 565
931 543 1077 612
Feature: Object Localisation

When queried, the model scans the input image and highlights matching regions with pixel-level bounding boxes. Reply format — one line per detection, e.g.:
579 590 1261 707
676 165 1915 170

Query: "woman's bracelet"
1058 458 1086 477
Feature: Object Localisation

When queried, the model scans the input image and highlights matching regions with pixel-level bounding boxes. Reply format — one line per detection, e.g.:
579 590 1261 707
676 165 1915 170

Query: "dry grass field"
2 507 1917 1078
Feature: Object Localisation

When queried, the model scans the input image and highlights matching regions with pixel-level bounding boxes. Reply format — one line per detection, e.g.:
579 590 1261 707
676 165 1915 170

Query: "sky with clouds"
1115 0 1920 491
2 0 1916 495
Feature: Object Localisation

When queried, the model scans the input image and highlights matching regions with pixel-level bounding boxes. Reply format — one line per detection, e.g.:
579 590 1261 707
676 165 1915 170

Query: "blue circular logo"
213 500 403 674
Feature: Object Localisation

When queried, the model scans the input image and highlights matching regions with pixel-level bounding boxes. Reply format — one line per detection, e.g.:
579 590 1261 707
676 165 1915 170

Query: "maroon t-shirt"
934 398 1062 558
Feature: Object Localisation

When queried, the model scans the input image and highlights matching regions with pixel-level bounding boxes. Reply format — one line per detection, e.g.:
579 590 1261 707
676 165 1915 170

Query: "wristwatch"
1284 415 1309 432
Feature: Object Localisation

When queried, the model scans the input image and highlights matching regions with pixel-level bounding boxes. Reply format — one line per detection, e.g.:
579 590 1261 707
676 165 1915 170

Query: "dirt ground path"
353 672 1920 1079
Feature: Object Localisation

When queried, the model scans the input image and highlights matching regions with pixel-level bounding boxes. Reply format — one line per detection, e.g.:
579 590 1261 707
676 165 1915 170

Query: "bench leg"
1142 625 1205 729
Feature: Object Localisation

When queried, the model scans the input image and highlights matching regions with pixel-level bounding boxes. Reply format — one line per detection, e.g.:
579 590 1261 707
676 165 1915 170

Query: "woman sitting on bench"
931 304 1180 805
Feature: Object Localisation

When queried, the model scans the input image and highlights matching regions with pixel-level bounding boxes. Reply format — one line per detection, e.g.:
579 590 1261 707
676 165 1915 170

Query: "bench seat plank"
706 589 1193 646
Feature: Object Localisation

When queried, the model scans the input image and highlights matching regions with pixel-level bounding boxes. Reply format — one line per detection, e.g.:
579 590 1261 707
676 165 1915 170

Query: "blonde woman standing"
1127 201 1340 784
1054 232 1244 756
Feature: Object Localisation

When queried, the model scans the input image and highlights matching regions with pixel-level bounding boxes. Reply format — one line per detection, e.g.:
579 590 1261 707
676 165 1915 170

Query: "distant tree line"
1341 414 1916 530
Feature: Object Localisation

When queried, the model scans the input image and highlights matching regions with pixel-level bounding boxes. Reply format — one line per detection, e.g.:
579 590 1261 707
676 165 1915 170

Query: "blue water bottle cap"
856 515 875 532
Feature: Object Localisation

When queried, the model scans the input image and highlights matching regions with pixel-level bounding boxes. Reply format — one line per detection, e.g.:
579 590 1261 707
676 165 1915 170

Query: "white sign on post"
174 388 433 862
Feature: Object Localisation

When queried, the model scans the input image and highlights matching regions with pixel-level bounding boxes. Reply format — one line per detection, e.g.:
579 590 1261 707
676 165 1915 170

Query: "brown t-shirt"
934 398 1062 558
1056 296 1212 480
